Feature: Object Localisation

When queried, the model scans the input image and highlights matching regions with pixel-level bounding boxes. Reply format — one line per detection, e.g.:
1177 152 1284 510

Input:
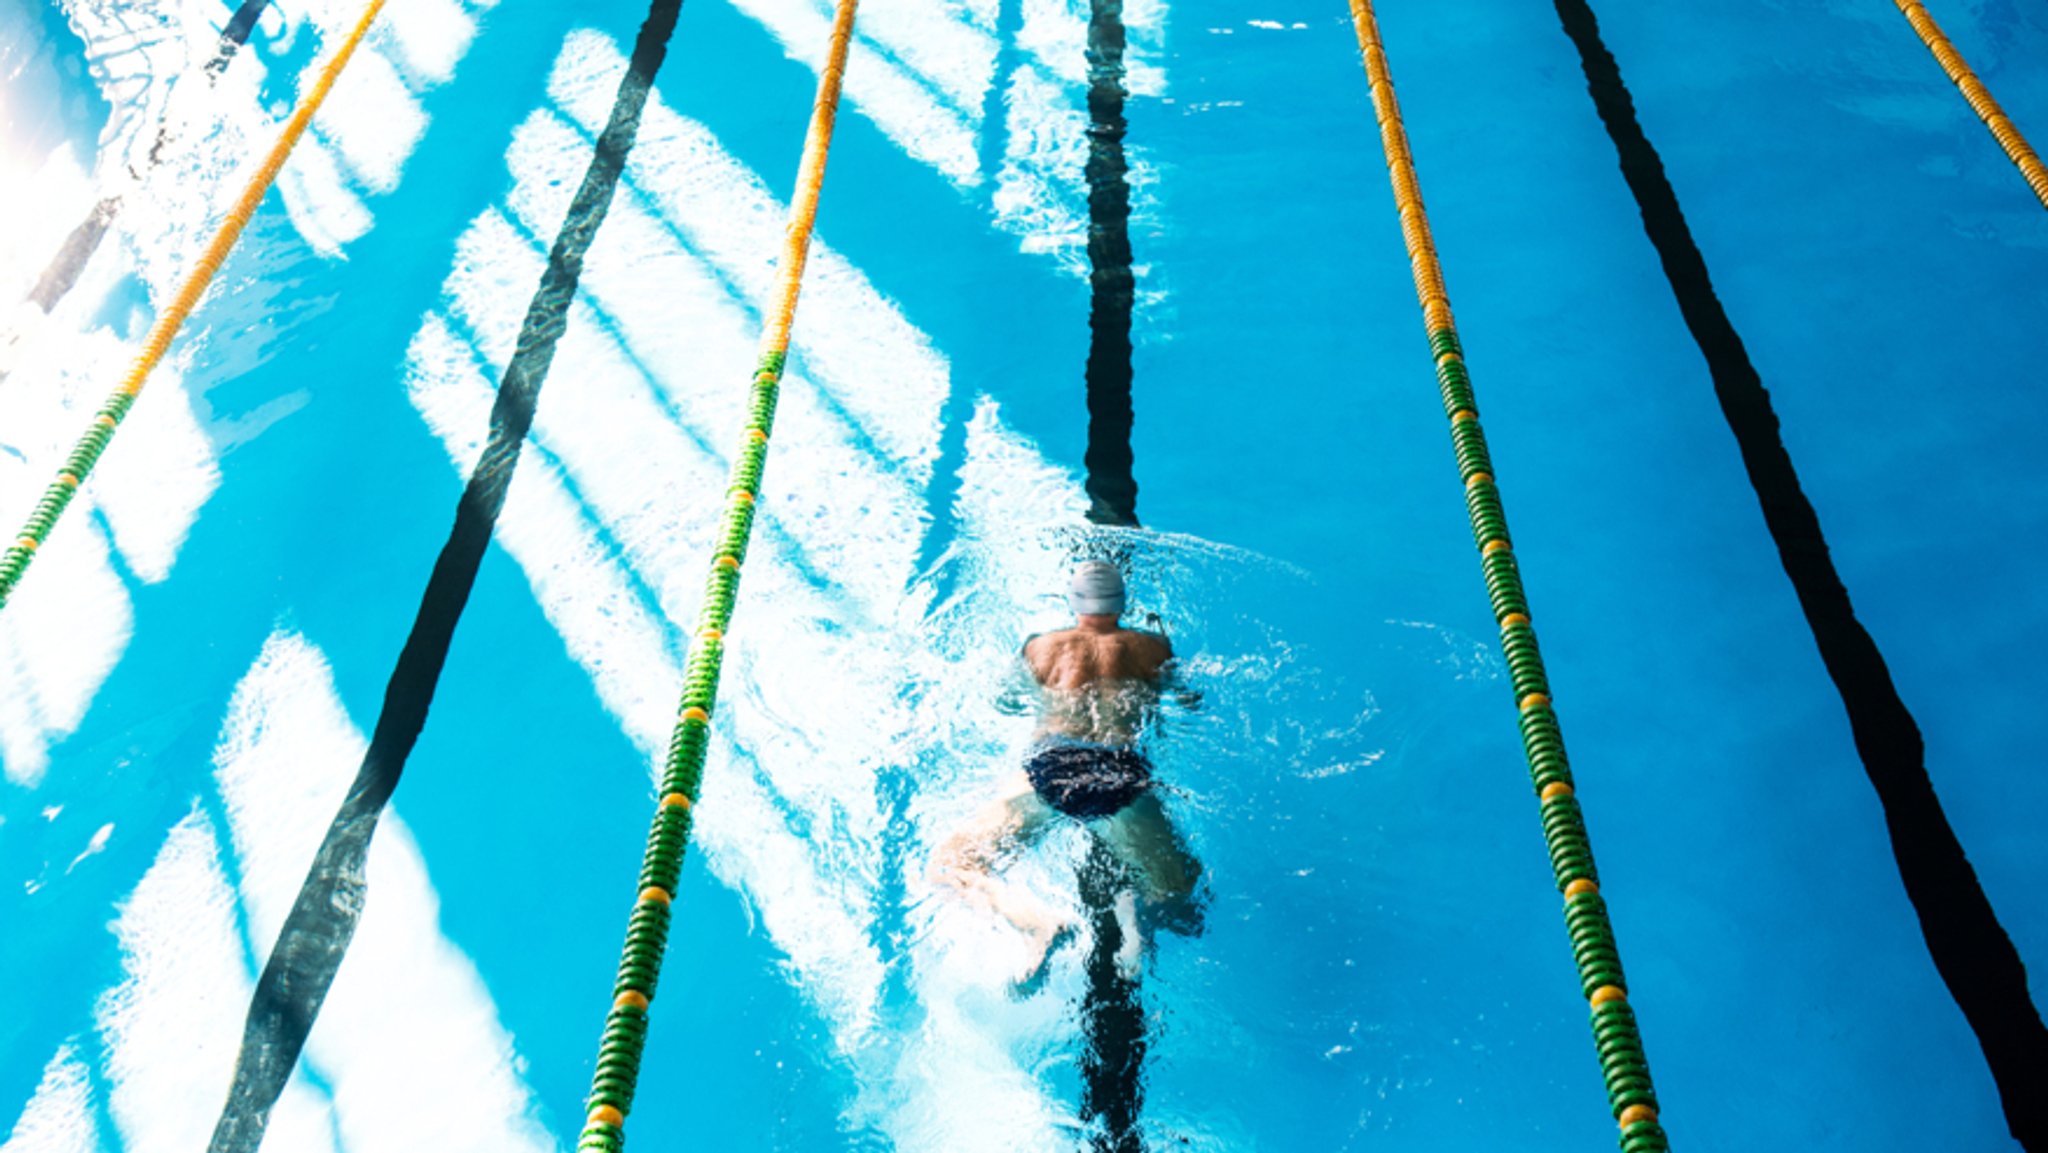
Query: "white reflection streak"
542 43 948 480
5 633 551 1153
495 113 930 619
994 58 1087 261
212 631 553 1153
997 0 1167 267
0 0 487 784
276 0 489 253
404 303 890 1035
0 1046 102 1153
0 438 135 786
721 0 1165 265
94 807 340 1153
726 0 988 186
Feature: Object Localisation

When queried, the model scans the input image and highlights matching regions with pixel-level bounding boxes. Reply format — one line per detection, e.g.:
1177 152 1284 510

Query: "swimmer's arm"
1147 635 1203 710
1020 632 1057 684
1139 631 1175 680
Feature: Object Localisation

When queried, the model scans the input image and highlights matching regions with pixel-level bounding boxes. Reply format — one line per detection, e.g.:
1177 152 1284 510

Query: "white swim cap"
1068 561 1126 616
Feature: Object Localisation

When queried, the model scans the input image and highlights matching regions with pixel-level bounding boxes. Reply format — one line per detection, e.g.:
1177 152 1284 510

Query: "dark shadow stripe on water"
202 3 683 1149
1550 2 2048 1145
1083 0 1138 529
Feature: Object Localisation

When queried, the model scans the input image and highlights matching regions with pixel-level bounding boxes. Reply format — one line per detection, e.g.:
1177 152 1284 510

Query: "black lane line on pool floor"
1551 2 2048 1145
1079 842 1147 1153
207 0 275 78
203 2 683 1149
12 0 275 338
1082 0 1139 529
1078 0 1147 1146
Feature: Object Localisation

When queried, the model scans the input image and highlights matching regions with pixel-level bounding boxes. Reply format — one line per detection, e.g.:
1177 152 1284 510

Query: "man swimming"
934 560 1202 984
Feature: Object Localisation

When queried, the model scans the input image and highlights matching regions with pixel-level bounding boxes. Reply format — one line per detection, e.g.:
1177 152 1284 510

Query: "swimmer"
934 560 1203 985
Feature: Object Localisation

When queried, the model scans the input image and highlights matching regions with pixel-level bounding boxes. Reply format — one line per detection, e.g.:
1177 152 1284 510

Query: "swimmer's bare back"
1024 625 1172 745
1024 627 1172 691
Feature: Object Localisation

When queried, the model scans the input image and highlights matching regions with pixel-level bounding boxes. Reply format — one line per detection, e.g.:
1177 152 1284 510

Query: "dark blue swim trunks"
1024 737 1153 819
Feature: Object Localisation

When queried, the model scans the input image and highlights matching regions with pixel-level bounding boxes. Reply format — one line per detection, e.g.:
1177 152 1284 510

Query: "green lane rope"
573 0 859 1148
0 0 389 610
1343 2 1670 1150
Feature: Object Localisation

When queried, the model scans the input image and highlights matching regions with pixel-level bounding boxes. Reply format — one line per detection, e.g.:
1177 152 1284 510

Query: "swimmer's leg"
1099 792 1204 936
932 773 1075 983
1076 843 1144 982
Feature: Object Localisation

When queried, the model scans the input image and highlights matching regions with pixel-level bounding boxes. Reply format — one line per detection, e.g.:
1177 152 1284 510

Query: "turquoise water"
1 0 2044 1149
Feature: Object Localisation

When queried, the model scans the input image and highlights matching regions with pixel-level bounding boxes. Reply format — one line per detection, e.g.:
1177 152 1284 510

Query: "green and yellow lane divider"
573 0 858 1148
0 0 390 610
1343 2 1669 1150
1893 0 2048 210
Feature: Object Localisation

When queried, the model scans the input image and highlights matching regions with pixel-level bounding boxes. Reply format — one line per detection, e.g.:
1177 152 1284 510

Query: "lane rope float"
1342 3 1671 1151
1893 0 2048 210
0 0 390 610
573 0 858 1148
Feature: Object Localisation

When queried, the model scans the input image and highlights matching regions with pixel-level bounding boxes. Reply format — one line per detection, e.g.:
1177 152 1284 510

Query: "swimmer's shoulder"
1124 626 1171 651
1021 627 1079 660
1119 627 1173 671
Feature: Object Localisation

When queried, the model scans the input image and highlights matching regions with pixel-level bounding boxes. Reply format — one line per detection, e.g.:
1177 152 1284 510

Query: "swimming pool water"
1 0 2044 1149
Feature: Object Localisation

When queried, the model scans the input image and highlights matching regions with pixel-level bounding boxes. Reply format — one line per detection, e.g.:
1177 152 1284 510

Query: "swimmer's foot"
1011 918 1078 992
1114 935 1143 981
1113 891 1145 981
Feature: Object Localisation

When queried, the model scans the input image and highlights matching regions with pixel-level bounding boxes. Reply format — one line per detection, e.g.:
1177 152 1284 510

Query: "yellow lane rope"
1343 3 1670 1151
1894 0 2048 209
0 0 390 609
573 1 860 1149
